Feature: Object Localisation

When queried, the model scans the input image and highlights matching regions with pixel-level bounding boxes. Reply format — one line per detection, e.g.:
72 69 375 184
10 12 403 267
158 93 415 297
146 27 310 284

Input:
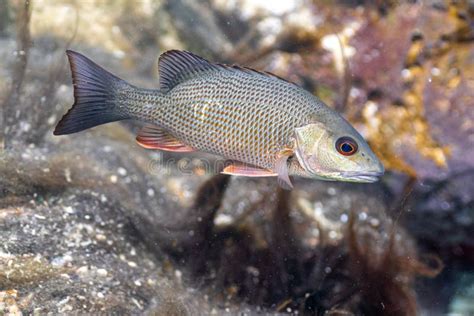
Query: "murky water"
1 1 473 315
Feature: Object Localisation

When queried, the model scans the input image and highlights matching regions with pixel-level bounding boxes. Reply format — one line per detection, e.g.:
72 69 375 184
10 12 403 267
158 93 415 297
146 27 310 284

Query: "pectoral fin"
136 124 195 152
275 152 294 190
222 162 277 177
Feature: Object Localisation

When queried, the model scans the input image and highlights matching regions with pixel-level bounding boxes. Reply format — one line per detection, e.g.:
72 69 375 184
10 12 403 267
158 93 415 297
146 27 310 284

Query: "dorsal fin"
221 64 297 86
158 50 298 92
158 50 219 91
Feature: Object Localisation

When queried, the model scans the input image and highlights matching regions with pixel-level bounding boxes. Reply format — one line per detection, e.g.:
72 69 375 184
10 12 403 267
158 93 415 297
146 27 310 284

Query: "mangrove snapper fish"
54 50 384 189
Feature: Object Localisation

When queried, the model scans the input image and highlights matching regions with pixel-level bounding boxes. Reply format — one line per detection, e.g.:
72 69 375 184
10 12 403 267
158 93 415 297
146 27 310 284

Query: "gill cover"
294 123 327 174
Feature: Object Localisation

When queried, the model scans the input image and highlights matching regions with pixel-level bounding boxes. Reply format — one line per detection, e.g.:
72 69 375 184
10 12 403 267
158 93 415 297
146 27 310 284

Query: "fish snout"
341 168 384 183
371 159 385 176
357 154 385 181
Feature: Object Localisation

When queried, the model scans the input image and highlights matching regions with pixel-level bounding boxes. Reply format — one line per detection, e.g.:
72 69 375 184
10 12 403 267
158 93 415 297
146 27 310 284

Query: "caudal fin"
54 50 131 135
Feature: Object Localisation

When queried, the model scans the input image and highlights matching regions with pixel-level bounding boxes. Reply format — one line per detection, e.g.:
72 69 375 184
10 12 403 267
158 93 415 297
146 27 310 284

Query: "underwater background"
0 0 473 315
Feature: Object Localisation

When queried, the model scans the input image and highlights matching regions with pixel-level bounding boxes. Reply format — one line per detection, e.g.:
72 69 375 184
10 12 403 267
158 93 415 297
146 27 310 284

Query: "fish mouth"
340 171 384 183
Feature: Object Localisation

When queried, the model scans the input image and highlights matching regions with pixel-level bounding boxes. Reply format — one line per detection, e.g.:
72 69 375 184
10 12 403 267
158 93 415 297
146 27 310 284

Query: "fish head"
294 120 384 183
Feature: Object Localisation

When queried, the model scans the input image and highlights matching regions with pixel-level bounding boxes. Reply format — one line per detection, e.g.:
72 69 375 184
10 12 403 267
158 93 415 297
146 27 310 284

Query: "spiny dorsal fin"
158 50 297 92
136 124 195 152
220 64 297 86
158 50 219 92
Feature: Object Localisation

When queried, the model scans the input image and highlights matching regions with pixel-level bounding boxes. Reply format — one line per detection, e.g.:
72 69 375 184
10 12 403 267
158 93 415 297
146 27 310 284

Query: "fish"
54 50 384 189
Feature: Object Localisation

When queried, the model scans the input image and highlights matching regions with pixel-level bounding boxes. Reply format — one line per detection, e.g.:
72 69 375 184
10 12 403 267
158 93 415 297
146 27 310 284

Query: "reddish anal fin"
222 163 277 177
136 124 195 152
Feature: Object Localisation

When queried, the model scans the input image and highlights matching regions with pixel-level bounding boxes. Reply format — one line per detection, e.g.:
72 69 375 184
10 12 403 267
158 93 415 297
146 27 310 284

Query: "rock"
449 273 474 315
0 127 223 314
404 171 474 256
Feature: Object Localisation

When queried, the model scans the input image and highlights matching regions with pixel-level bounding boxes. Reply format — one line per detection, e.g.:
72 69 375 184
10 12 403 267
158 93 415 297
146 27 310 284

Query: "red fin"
222 163 277 177
136 124 195 152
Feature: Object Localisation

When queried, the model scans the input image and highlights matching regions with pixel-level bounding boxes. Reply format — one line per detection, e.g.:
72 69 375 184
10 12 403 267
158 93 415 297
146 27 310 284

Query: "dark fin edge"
219 64 297 86
158 50 297 92
158 50 219 92
54 50 130 135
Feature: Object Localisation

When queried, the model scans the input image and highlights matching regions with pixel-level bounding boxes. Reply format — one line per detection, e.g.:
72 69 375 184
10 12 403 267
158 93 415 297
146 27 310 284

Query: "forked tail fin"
54 50 132 135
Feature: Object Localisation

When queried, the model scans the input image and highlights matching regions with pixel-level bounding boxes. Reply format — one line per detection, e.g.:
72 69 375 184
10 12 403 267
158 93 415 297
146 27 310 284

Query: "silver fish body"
129 69 333 170
55 50 384 188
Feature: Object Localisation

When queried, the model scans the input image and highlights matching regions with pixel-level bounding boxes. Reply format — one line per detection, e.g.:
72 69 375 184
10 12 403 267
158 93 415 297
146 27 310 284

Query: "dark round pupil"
335 137 358 156
341 143 353 153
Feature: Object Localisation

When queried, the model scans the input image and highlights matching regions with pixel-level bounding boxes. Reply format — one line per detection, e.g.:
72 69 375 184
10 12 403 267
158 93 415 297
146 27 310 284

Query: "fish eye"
335 136 358 156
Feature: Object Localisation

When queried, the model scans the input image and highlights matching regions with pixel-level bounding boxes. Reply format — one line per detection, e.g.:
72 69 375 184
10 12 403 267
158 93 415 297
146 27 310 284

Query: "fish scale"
142 71 312 169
